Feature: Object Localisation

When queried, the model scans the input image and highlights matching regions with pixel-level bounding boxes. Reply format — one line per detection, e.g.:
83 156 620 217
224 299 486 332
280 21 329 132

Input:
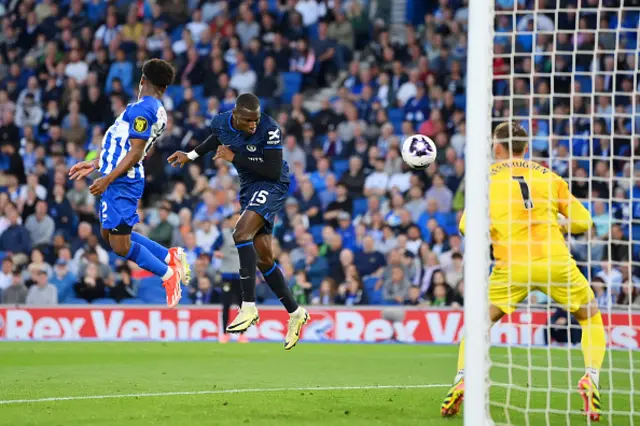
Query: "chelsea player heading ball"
168 93 309 350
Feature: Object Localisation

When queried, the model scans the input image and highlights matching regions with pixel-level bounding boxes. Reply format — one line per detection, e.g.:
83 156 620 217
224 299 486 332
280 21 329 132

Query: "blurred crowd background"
0 0 637 310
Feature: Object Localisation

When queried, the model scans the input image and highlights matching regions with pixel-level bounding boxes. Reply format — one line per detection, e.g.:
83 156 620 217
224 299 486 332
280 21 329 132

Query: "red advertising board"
0 306 638 348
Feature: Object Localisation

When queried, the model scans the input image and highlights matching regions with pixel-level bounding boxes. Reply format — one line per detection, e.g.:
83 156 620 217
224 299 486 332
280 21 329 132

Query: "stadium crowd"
0 0 637 309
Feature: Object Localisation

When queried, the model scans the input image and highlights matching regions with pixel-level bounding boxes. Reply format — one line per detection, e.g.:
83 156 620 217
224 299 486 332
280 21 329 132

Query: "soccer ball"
401 134 437 170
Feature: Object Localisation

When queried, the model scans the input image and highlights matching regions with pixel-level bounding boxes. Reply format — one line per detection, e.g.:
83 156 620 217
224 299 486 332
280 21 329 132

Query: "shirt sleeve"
127 103 156 140
262 125 282 150
555 174 593 234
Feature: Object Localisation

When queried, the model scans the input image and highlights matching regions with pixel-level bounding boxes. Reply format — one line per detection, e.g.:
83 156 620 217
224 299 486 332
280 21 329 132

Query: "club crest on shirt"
133 116 148 133
246 144 257 152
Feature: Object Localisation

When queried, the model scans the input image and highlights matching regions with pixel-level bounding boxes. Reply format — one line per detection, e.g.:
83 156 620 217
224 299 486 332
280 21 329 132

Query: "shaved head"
235 93 260 112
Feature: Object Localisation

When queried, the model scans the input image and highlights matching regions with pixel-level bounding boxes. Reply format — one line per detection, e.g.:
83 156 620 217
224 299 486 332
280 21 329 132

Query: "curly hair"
141 59 175 89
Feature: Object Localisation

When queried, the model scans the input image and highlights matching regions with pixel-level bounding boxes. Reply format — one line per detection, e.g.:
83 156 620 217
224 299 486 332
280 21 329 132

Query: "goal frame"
464 0 494 424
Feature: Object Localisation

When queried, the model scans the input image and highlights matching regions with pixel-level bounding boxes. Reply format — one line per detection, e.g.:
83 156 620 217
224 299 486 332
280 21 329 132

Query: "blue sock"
131 232 169 262
126 242 169 278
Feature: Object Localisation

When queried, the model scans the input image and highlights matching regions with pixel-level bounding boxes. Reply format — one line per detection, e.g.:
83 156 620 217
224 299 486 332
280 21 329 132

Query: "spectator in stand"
296 179 323 226
364 157 390 197
25 200 55 249
49 259 76 303
383 265 411 304
296 242 328 290
355 235 387 278
108 264 136 303
405 286 425 306
3 267 28 304
0 203 32 261
290 270 313 305
74 262 106 303
0 257 13 293
192 275 216 305
148 204 174 248
290 39 316 89
25 267 58 305
339 156 367 198
324 183 353 228
336 264 366 305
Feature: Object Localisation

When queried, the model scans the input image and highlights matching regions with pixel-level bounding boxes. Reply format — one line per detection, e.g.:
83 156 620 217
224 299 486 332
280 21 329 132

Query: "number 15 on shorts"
249 190 269 206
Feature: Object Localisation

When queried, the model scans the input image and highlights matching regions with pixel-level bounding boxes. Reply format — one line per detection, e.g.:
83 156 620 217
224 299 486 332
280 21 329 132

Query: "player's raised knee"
232 227 253 244
574 298 600 321
109 238 131 258
256 257 273 272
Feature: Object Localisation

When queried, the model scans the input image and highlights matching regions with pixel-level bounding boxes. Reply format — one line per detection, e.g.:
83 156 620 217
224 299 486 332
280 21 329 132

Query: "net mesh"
487 1 639 425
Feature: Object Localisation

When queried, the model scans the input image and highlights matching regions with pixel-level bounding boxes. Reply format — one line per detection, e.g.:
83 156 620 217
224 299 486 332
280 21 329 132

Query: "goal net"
465 0 640 425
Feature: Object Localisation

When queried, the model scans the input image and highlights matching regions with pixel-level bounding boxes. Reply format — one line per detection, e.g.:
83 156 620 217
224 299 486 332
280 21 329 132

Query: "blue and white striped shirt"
99 96 167 180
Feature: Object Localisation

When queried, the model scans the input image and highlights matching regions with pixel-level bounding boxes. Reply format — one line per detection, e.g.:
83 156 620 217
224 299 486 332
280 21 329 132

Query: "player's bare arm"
89 138 146 196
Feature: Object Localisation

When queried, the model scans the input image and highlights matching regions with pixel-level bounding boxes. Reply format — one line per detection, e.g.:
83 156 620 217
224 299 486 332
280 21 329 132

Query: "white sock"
162 267 174 281
454 370 464 384
587 368 600 387
291 307 302 316
164 253 171 263
242 302 256 310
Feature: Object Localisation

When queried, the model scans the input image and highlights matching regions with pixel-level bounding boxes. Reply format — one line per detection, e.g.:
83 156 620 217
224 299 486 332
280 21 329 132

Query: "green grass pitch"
0 342 638 425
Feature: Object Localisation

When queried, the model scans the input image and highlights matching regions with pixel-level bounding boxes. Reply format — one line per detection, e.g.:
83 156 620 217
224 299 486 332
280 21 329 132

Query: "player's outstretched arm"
214 145 282 181
68 159 99 180
89 139 145 195
556 175 593 234
168 134 221 167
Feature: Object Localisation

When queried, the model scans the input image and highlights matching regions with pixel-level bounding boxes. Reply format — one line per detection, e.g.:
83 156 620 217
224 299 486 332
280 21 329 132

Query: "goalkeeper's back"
460 122 593 268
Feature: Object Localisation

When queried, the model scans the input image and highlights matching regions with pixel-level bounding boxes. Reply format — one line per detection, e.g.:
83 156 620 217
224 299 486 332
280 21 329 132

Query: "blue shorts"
98 177 144 232
239 181 289 235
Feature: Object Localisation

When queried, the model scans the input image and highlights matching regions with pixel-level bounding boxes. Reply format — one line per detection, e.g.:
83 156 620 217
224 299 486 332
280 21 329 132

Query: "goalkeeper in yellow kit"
440 122 606 421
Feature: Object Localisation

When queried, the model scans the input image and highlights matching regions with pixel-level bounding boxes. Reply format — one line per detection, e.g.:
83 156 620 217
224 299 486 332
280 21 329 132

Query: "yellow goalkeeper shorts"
488 260 595 314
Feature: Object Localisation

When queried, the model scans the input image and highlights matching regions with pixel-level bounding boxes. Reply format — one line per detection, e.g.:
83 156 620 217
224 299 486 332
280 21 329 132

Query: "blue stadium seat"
353 198 368 217
91 298 117 304
366 288 383 305
65 297 88 305
171 25 185 43
281 72 302 104
261 298 282 306
364 276 379 292
192 85 205 102
120 298 144 305
454 94 466 110
140 293 167 304
309 224 325 244
307 23 319 40
332 159 349 178
388 108 404 134
165 85 184 108
179 296 193 305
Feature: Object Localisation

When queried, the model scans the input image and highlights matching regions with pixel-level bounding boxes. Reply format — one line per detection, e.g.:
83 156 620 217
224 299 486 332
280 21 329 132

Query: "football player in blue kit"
168 93 309 350
69 59 190 309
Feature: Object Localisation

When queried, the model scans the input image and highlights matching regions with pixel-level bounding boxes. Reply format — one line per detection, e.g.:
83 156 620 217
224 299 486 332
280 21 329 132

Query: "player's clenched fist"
167 151 191 168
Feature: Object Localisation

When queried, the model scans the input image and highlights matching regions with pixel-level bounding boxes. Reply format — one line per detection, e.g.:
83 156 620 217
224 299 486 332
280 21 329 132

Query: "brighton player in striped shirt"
68 59 189 308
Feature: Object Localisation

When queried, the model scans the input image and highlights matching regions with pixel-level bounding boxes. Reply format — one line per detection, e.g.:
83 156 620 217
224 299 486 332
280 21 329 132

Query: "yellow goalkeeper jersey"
459 159 593 267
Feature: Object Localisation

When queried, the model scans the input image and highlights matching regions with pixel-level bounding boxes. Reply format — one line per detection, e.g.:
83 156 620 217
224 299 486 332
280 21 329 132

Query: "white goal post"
464 0 493 425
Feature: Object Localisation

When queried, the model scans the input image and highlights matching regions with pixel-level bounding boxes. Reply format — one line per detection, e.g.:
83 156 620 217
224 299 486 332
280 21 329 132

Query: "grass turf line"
0 342 639 425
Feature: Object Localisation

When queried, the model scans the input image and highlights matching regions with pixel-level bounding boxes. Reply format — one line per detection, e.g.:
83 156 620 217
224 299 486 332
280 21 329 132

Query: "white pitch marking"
0 384 449 406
